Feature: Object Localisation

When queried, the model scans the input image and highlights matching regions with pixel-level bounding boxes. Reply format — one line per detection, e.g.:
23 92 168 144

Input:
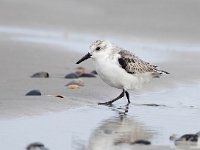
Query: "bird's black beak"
76 52 92 64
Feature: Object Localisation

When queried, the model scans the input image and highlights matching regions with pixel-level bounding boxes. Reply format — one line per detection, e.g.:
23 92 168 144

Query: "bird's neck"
94 54 109 65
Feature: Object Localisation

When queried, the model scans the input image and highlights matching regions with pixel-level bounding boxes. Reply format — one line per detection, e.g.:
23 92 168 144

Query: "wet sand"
0 39 199 117
0 36 200 150
0 0 200 150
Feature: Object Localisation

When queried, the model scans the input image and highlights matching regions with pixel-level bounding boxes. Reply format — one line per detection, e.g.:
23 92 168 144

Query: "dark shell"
56 95 65 98
26 90 41 96
79 73 96 78
131 139 151 145
64 73 79 79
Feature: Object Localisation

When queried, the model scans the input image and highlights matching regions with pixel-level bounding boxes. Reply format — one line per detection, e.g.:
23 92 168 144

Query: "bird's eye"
96 47 101 51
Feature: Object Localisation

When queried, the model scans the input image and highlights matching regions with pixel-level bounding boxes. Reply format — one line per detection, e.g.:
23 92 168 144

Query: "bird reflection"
85 104 153 150
110 104 129 120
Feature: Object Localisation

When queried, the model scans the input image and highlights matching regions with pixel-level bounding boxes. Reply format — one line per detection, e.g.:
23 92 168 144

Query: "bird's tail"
152 70 170 78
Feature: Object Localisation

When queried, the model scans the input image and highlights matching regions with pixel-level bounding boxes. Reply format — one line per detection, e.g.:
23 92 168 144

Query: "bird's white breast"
94 55 152 90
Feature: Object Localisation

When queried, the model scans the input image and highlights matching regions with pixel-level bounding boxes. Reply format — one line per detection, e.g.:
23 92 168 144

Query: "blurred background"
1 0 200 48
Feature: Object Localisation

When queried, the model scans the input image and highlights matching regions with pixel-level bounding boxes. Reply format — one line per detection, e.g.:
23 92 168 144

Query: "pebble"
31 72 49 78
79 73 96 78
26 90 41 96
91 70 98 75
55 95 65 98
65 67 97 79
64 73 79 79
76 67 96 77
131 139 151 145
26 142 49 150
67 84 80 89
66 79 84 86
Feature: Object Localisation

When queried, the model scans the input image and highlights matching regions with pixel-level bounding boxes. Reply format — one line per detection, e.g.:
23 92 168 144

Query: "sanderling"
170 132 200 146
76 40 169 105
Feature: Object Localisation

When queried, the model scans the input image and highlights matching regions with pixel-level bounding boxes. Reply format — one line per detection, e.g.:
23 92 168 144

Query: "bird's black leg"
125 91 130 104
98 90 125 105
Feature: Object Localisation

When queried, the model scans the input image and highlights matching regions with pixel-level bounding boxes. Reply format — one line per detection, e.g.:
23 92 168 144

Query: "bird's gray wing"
118 50 168 77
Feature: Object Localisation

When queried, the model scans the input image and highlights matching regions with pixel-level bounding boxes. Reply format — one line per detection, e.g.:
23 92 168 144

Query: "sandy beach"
0 0 200 150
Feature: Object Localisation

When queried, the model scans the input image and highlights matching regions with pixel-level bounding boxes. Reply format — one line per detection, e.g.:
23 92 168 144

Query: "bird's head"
76 40 113 64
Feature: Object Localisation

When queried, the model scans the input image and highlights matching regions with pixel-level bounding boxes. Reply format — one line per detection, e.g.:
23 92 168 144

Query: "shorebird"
76 40 169 105
170 132 200 146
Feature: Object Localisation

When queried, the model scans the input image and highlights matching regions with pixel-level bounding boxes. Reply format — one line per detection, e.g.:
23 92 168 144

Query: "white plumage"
76 40 169 105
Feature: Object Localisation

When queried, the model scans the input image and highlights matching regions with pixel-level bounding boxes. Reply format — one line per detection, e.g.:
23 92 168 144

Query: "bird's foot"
98 101 113 106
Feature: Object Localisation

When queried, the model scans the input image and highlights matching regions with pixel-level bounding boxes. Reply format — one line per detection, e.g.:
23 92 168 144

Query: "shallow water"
0 84 199 150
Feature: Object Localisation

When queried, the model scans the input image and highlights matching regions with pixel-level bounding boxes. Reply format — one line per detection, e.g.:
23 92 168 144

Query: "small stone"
26 90 41 96
66 79 84 86
131 139 151 145
65 73 79 79
79 73 96 78
55 95 65 98
65 67 96 79
31 72 49 78
26 142 49 150
91 70 98 75
67 84 80 89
